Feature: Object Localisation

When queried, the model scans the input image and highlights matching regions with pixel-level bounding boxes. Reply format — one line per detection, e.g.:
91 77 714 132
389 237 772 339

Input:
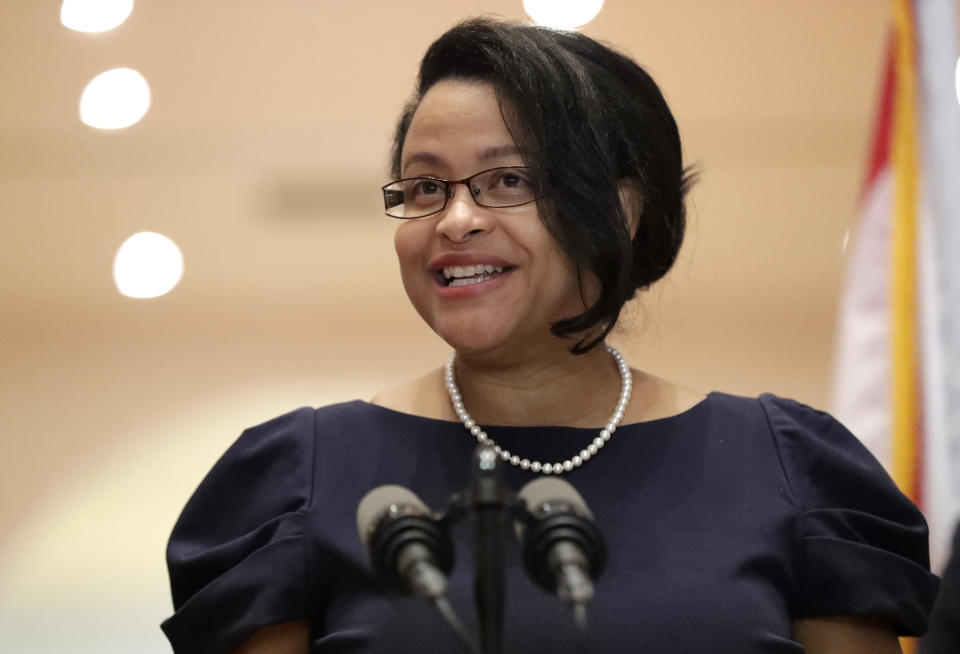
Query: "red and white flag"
832 0 960 573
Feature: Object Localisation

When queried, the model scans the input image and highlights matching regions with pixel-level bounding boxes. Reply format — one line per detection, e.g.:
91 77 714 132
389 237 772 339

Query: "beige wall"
0 2 888 651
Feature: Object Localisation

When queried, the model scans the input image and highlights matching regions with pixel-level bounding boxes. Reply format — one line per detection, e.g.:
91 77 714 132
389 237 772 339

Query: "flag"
832 0 960 575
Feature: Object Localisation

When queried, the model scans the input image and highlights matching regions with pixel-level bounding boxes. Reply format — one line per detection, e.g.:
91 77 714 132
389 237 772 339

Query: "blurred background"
0 1 909 651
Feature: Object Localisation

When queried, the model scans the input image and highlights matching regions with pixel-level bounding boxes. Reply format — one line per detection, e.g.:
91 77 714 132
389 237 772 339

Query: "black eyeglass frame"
380 166 551 219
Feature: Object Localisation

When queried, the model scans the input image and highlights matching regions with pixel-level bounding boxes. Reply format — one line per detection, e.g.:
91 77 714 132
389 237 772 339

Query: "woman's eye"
412 180 442 196
410 179 443 199
491 171 531 189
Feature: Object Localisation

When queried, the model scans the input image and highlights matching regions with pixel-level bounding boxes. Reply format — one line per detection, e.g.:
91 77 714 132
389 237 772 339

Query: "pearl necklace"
443 345 632 475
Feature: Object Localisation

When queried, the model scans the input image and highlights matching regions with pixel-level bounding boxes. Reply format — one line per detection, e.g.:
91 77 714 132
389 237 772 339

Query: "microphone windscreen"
517 477 593 519
356 485 429 546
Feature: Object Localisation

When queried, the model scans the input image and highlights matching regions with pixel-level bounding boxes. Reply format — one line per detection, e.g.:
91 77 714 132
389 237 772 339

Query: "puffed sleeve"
760 394 939 635
160 408 316 654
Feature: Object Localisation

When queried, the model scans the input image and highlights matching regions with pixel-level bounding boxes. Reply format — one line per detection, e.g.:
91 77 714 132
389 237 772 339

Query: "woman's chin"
431 321 516 358
435 331 507 359
431 321 557 363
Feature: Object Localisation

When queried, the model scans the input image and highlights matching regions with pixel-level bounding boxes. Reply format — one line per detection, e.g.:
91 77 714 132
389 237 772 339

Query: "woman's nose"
434 183 493 243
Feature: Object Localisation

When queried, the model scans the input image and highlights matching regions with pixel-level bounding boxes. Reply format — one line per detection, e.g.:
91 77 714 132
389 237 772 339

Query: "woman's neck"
448 342 625 428
371 342 705 427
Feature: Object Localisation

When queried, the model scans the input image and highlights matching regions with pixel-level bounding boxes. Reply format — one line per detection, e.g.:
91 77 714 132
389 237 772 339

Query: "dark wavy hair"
391 18 695 353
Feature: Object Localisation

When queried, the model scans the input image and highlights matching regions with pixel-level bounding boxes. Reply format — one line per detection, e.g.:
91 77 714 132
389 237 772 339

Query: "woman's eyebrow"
478 144 522 161
401 152 445 175
401 145 522 176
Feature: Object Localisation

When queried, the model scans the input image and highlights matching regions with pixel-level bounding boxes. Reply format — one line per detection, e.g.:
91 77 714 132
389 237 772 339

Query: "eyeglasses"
381 166 550 219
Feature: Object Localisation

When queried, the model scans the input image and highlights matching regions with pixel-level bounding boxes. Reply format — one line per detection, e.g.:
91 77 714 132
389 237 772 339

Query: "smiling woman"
392 80 587 360
160 17 939 654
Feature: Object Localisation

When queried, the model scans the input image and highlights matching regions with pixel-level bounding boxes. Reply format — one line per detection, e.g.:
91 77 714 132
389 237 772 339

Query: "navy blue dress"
161 393 938 653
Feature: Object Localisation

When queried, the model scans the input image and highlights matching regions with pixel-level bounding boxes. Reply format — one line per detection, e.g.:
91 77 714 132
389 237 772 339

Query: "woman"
162 18 938 654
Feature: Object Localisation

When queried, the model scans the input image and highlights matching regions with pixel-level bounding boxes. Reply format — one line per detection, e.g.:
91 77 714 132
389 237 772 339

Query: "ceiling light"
523 0 604 29
113 232 184 299
61 0 134 33
79 68 150 129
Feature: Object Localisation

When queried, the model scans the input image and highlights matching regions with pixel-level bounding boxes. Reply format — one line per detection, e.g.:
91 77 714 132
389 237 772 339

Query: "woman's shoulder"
657 387 848 435
623 370 706 423
369 367 453 421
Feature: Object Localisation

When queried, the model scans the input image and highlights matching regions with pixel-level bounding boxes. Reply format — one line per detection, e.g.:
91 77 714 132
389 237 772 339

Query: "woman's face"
393 79 587 359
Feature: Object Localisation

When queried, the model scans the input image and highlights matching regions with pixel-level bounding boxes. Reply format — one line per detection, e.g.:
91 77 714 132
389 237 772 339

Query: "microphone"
515 478 606 628
356 485 454 599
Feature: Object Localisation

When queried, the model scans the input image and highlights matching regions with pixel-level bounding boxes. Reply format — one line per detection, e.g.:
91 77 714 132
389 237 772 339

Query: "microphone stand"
469 444 508 654
359 447 600 654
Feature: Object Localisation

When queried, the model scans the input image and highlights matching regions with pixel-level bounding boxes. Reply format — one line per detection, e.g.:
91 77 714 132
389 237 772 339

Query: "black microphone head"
518 477 594 520
515 477 606 594
356 485 429 547
356 484 454 594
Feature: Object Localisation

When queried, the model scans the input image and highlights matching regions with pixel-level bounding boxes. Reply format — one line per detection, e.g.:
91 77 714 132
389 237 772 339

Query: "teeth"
449 273 494 287
442 264 504 279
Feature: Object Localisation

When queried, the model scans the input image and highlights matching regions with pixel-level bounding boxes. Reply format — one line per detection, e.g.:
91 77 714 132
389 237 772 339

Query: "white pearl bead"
470 425 482 436
563 460 574 472
593 437 604 448
531 461 542 473
465 418 475 429
510 455 520 465
600 429 610 440
542 463 553 474
493 444 502 454
581 449 591 460
572 455 582 466
500 449 510 460
587 443 598 455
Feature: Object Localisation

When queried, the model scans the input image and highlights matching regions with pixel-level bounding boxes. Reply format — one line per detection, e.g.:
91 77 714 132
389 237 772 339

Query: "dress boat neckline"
358 391 716 431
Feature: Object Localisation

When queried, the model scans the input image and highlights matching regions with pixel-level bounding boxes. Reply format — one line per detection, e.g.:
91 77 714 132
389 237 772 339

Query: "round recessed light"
523 0 604 29
113 232 184 299
80 68 151 130
61 0 134 33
